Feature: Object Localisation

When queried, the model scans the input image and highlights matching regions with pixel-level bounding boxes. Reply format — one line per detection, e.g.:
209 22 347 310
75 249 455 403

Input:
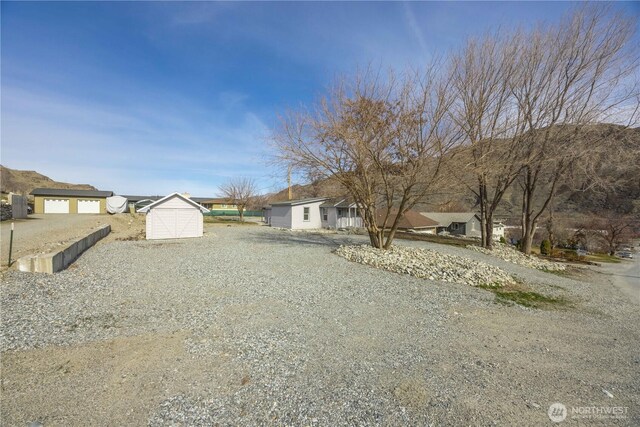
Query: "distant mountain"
0 165 97 196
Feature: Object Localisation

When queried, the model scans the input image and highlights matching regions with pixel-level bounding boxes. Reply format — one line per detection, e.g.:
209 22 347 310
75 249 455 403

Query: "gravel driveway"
1 225 638 426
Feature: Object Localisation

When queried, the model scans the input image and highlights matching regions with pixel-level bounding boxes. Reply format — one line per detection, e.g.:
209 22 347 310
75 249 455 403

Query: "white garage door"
78 199 100 214
44 199 70 214
149 208 202 239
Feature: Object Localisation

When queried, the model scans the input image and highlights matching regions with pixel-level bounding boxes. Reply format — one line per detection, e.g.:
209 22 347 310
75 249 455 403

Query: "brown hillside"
0 165 97 196
267 123 640 216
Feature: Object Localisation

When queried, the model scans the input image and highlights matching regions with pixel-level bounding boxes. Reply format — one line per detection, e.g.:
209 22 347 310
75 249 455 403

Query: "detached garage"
138 192 209 240
31 188 113 214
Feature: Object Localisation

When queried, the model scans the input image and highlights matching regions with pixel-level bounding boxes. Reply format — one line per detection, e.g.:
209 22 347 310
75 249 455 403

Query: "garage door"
44 199 70 214
78 199 100 214
149 208 201 239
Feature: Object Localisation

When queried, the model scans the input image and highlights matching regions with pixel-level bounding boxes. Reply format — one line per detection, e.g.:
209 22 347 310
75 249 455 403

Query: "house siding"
290 202 323 229
321 207 339 229
270 205 293 228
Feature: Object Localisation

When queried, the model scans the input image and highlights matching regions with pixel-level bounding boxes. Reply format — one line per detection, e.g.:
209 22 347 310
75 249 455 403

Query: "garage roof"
30 188 113 197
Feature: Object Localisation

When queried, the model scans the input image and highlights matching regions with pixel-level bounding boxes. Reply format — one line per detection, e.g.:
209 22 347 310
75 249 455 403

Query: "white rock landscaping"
335 244 515 286
466 243 566 271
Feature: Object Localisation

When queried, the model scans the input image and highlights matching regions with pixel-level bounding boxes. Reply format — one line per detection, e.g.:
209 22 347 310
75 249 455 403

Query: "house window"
322 208 328 221
452 223 459 230
303 207 310 221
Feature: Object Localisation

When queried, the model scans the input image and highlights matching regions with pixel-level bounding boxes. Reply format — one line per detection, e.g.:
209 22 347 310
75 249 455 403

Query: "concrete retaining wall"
16 224 111 274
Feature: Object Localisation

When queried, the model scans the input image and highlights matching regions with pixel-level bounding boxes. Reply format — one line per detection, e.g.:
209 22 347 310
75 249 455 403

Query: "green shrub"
499 236 507 244
540 239 551 255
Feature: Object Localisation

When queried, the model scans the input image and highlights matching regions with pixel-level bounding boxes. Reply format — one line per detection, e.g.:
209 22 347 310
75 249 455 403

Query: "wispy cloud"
402 2 429 55
1 85 273 195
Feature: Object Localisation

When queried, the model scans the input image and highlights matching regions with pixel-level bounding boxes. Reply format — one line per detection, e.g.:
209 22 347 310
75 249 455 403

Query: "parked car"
575 249 588 257
618 252 633 259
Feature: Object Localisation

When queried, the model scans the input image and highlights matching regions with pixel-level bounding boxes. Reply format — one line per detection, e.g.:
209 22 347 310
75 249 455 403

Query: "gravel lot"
0 214 145 268
1 225 638 426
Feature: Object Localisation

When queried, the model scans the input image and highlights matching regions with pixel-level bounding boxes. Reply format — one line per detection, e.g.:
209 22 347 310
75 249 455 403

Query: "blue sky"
2 2 638 196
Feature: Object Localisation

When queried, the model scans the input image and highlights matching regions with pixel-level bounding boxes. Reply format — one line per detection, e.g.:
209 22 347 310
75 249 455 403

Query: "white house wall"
290 202 323 229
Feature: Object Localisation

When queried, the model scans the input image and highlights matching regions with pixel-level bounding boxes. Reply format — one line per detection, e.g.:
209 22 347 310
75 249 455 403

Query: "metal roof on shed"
30 188 113 198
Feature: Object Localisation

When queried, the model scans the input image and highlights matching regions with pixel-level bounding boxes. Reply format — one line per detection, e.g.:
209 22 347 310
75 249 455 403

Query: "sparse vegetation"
204 216 259 226
478 282 570 309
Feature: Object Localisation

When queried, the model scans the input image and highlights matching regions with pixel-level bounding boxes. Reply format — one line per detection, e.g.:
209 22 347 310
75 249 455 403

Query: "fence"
204 210 263 217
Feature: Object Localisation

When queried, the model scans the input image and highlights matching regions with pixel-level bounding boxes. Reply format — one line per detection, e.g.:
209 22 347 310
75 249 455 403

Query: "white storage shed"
138 192 209 240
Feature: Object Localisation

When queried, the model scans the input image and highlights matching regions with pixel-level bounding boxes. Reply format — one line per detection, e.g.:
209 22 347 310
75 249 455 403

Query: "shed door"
78 199 100 214
44 199 70 214
151 208 201 239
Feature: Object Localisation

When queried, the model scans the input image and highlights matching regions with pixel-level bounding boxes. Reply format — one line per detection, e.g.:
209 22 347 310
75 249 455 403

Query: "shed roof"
420 212 479 227
30 188 113 198
137 192 210 213
377 209 439 229
269 197 329 206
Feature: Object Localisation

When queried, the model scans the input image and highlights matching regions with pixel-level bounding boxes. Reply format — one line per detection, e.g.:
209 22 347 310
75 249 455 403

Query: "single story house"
31 188 113 214
378 209 439 233
265 197 328 229
138 192 209 240
122 195 162 211
320 197 363 229
420 212 505 239
198 198 238 213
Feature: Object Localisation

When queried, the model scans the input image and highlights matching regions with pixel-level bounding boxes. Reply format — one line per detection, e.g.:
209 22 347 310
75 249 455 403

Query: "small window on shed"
322 208 328 221
303 207 310 221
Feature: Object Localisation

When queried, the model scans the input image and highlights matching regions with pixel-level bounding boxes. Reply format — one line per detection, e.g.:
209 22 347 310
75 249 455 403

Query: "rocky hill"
0 165 97 196
267 123 640 218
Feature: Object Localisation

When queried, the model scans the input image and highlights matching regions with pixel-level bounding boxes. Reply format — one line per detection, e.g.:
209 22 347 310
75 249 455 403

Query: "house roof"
137 192 210 213
269 197 329 207
191 197 218 204
320 197 359 208
377 209 439 229
420 212 479 227
121 195 162 203
197 197 234 204
30 188 113 198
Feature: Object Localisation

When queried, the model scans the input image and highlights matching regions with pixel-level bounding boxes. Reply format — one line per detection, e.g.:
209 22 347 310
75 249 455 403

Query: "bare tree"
272 67 459 249
597 213 635 255
448 32 524 248
219 177 257 222
513 6 639 254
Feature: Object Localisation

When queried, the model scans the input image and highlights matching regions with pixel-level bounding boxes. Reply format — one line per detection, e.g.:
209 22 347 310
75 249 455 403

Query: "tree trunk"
362 207 383 249
484 211 494 249
239 207 245 222
478 180 489 248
